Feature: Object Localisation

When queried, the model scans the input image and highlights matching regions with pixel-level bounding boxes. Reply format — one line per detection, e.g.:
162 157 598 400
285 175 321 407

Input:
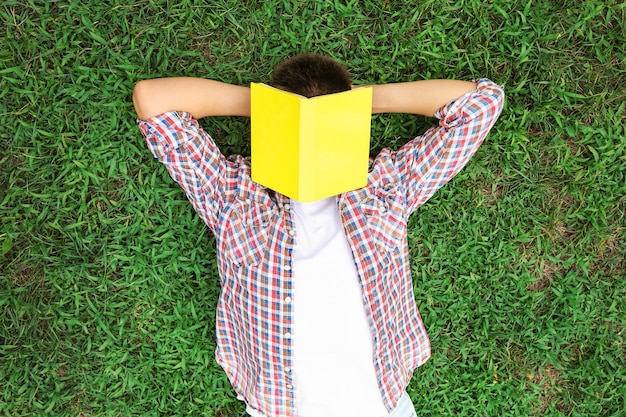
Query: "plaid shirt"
138 79 504 417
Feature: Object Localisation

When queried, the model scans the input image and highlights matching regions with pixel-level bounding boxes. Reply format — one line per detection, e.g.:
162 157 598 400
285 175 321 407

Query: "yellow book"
250 83 373 202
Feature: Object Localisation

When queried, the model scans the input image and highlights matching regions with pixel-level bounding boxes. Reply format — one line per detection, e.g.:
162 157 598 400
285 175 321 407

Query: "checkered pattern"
388 392 417 417
137 79 504 417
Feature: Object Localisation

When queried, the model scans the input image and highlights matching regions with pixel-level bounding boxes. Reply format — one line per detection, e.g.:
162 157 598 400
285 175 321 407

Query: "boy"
133 53 504 417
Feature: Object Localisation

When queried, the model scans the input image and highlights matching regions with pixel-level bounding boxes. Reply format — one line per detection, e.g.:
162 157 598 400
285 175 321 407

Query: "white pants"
246 391 417 417
387 392 417 417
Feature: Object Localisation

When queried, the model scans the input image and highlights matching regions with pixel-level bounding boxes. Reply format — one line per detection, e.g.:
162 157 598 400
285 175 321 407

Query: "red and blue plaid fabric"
138 79 504 417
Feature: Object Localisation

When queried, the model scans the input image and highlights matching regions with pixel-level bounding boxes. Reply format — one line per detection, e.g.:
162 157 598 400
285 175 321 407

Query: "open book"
251 83 373 202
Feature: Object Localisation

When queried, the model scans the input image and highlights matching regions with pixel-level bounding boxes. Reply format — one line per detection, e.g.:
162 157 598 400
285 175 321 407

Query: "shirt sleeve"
397 78 505 214
137 111 225 230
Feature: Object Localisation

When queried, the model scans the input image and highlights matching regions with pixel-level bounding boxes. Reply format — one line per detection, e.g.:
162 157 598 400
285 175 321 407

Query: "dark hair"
271 53 352 98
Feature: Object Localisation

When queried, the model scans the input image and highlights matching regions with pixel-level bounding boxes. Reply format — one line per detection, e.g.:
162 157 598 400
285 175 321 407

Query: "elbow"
472 80 505 124
485 81 505 115
132 80 152 120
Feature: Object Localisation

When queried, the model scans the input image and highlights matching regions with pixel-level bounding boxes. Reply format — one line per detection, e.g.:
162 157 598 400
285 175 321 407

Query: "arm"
370 80 477 117
134 78 249 230
391 79 505 213
133 77 251 120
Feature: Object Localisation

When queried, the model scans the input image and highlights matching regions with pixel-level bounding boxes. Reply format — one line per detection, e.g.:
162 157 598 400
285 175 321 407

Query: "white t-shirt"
290 197 388 417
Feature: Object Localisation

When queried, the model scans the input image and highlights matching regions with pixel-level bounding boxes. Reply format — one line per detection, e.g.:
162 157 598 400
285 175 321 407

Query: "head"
271 53 352 98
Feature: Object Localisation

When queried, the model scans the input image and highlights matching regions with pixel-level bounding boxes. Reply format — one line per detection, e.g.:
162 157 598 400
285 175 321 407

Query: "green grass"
1 0 625 415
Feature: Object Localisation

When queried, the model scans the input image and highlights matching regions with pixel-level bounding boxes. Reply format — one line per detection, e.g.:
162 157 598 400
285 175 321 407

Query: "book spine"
298 99 316 201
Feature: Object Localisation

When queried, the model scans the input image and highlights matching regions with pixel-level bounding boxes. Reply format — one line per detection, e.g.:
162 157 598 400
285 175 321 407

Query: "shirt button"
285 296 292 303
284 203 291 210
284 265 291 271
284 366 291 373
286 384 293 389
288 229 295 237
284 332 291 338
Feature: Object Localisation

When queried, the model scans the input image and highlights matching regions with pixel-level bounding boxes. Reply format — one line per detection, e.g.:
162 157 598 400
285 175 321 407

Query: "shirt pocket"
359 183 405 251
220 199 272 267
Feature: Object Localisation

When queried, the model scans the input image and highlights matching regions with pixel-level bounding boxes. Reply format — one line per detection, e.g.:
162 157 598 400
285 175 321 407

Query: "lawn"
1 0 625 416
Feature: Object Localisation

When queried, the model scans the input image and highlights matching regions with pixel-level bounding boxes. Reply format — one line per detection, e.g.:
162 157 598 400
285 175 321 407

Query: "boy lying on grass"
133 53 504 417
